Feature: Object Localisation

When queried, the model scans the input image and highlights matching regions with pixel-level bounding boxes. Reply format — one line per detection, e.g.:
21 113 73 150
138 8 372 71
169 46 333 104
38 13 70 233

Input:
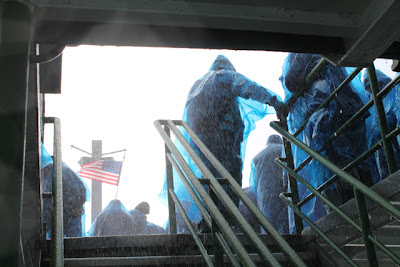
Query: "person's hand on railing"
268 96 288 118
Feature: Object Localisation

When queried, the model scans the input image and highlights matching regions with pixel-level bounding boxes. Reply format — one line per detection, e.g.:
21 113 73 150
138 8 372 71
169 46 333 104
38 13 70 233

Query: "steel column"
367 65 398 174
210 187 224 267
164 126 177 234
44 117 64 267
91 140 103 222
0 1 32 265
354 189 378 266
278 115 303 235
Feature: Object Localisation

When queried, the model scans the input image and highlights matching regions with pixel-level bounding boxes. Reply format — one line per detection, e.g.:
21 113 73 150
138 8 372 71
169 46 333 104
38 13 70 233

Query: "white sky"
43 46 395 232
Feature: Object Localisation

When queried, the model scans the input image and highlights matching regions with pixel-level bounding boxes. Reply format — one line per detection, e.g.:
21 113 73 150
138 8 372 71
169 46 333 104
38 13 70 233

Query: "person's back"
42 163 87 237
143 222 167 234
250 135 288 234
186 55 281 179
128 202 150 234
185 55 281 230
280 53 373 228
238 187 260 233
90 199 136 236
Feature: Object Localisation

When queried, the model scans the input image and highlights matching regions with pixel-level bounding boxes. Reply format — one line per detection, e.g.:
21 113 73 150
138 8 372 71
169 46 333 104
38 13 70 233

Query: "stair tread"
43 252 316 266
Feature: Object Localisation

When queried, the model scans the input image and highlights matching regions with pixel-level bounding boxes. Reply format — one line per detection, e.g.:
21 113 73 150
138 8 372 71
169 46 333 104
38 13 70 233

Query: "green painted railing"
43 117 64 267
155 59 400 266
154 119 307 267
272 59 400 266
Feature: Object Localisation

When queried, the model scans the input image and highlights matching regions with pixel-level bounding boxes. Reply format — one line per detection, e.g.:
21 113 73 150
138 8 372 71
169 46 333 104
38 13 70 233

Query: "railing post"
278 113 303 235
44 117 64 267
164 126 177 234
354 189 378 266
367 65 398 174
210 185 224 267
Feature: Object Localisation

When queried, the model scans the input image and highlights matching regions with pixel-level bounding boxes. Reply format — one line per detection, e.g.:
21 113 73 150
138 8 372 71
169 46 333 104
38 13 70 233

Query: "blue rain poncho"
128 208 148 234
249 135 288 234
143 222 167 234
158 55 282 226
41 163 88 237
362 70 400 183
238 187 260 233
41 143 90 237
88 199 136 236
280 53 373 233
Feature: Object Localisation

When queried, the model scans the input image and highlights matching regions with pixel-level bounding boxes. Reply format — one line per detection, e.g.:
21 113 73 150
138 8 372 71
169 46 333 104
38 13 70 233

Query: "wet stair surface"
301 170 400 267
41 233 317 266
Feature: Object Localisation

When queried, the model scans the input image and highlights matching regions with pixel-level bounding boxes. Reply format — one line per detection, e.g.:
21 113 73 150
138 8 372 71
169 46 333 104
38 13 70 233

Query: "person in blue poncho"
280 53 373 232
128 202 166 234
42 163 88 237
362 69 400 183
249 135 288 234
128 202 150 234
143 222 166 234
184 55 282 231
238 187 260 233
90 199 137 236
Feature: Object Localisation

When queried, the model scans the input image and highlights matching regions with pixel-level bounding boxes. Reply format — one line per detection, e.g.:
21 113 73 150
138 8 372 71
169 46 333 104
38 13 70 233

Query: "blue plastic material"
42 163 88 237
280 53 373 233
249 135 288 234
143 222 167 234
164 212 199 234
362 70 400 183
88 199 136 236
41 142 54 169
159 55 282 226
128 208 148 234
40 142 90 201
238 187 260 233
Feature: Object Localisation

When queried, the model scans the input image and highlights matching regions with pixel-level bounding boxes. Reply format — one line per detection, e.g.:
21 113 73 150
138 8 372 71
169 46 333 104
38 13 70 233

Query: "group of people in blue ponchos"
160 53 399 235
89 200 166 236
42 52 399 237
41 143 165 237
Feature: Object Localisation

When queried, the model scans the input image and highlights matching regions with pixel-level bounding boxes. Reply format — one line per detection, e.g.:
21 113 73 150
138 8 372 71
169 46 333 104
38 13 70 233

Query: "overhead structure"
32 0 400 66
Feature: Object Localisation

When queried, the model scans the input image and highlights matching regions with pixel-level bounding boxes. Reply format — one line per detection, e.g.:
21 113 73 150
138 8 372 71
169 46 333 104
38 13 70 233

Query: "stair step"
41 234 316 266
301 170 400 255
42 234 309 258
42 252 316 266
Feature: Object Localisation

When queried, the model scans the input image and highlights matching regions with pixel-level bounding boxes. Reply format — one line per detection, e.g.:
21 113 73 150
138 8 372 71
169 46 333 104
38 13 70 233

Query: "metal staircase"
41 234 317 266
302 170 400 266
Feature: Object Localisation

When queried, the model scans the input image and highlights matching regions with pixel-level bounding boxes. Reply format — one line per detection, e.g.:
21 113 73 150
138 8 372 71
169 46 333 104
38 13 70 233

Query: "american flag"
78 160 123 186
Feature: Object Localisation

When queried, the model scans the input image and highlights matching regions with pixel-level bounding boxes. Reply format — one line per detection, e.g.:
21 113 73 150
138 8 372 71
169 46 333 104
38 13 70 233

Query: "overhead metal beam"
34 21 345 55
325 0 400 66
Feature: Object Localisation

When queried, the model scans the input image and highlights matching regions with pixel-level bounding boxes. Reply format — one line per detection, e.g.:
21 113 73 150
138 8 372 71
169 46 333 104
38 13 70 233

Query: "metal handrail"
270 121 400 221
165 152 241 267
43 117 64 267
276 158 400 265
154 119 307 267
155 120 258 267
270 58 400 265
271 119 400 264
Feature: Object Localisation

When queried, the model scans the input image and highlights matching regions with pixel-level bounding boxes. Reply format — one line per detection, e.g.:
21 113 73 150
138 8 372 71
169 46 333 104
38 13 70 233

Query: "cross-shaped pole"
77 140 114 223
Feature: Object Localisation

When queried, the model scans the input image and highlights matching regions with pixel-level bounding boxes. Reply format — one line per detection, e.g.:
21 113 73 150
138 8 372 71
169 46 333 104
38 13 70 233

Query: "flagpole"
115 150 127 199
